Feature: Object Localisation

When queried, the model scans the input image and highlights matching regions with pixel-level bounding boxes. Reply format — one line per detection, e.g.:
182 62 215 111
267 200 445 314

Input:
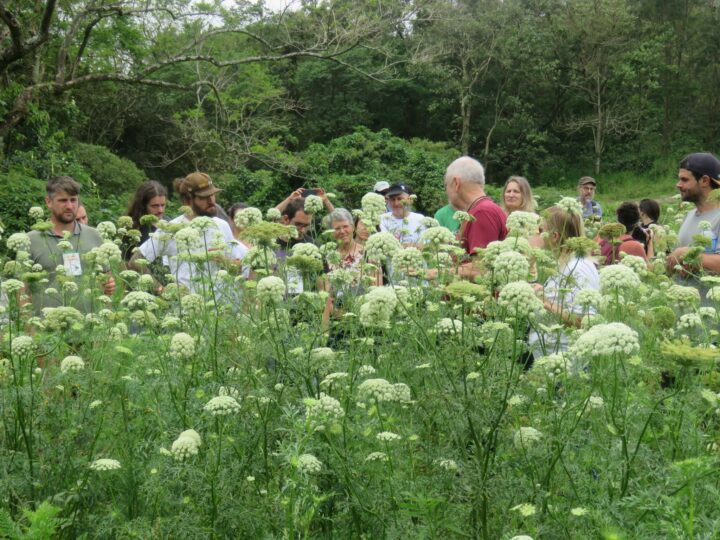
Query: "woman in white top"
530 206 600 357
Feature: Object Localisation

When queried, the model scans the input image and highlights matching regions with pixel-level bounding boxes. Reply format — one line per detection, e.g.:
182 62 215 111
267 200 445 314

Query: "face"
677 168 703 203
578 183 596 201
76 206 88 225
46 190 79 225
191 193 217 217
355 220 369 242
146 195 166 219
332 220 353 244
445 175 462 210
387 192 410 218
503 181 523 211
282 210 313 235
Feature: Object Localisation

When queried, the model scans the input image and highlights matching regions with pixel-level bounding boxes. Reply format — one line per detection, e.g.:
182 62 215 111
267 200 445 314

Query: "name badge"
62 251 82 276
286 267 304 295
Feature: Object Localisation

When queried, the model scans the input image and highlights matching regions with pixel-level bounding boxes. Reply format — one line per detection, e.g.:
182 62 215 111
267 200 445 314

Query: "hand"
666 247 689 274
532 282 544 296
315 187 328 201
103 276 116 296
289 189 304 201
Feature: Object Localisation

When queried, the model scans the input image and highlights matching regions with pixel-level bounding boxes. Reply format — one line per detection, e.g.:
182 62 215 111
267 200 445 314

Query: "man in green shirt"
28 176 114 313
434 203 460 234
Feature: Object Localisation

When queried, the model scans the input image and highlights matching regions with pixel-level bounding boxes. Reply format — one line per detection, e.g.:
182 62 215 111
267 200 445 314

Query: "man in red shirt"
444 156 507 256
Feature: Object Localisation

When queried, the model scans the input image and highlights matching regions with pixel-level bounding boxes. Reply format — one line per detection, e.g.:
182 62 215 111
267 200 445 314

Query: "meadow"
1 192 719 539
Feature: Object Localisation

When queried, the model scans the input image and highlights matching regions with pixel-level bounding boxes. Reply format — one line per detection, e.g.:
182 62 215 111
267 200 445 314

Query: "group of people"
19 152 720 353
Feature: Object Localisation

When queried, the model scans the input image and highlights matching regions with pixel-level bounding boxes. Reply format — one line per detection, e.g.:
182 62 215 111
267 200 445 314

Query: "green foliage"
71 143 147 194
0 502 62 540
0 170 47 240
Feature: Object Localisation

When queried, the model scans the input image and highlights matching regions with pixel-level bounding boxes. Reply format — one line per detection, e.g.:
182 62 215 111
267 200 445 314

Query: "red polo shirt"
462 197 507 255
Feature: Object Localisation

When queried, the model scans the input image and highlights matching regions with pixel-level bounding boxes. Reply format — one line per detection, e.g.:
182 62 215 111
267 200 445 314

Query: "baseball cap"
679 152 720 183
184 172 222 197
578 176 597 186
385 183 413 197
373 181 390 194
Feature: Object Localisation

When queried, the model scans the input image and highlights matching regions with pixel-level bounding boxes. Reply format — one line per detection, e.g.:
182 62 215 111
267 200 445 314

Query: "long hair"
127 181 167 229
501 176 537 214
544 206 584 253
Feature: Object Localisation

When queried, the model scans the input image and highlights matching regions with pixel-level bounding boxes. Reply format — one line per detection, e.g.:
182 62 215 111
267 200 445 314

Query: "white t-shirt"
380 212 426 245
139 215 247 293
529 256 600 358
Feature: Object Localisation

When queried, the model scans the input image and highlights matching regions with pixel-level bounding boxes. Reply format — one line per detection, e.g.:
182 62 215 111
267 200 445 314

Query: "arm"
275 189 304 213
315 188 335 213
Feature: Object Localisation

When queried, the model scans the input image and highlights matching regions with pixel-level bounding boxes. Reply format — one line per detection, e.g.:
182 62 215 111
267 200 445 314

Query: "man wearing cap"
132 172 247 294
380 183 426 246
666 152 720 281
577 176 602 219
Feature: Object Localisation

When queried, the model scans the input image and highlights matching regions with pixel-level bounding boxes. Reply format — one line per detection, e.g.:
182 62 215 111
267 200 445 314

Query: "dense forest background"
2 0 720 231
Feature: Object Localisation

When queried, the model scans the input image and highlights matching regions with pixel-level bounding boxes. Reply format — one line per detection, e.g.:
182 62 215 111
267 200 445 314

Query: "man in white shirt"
379 183 426 246
133 172 247 293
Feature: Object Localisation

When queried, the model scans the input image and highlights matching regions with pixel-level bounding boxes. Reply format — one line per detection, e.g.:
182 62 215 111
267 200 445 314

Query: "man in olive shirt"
28 176 114 313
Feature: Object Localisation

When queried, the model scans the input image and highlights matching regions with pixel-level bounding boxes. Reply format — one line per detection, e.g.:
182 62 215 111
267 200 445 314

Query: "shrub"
71 143 147 194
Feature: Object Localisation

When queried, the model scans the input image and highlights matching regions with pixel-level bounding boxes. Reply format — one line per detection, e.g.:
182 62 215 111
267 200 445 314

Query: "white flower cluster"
327 268 356 288
174 227 201 251
481 237 531 265
364 232 401 261
180 293 204 315
257 276 285 304
234 207 263 229
203 395 241 416
453 210 474 223
91 241 122 266
60 355 85 373
169 332 196 360
361 192 387 217
266 207 282 221
121 291 157 311
357 378 411 403
434 318 463 335
556 197 583 216
570 322 639 359
2 279 24 295
304 195 324 214
435 458 458 471
497 281 543 318
96 221 117 240
89 458 121 471
376 431 402 442
574 288 602 309
244 246 277 271
42 306 84 331
677 313 703 331
28 206 44 220
171 429 202 461
421 226 456 246
291 242 322 260
190 216 216 232
296 453 322 474
532 353 570 377
492 250 530 283
599 264 641 293
11 335 35 357
514 427 543 450
392 247 425 273
506 211 540 236
365 451 388 462
359 286 398 328
667 284 701 309
6 232 31 252
310 347 335 363
421 217 440 228
304 393 345 423
619 254 647 276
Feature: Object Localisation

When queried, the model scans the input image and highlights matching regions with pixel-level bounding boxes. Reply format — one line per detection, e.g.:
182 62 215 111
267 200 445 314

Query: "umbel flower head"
497 281 543 318
563 236 598 258
60 355 85 373
555 197 583 217
11 336 35 357
421 226 456 247
241 222 296 246
361 192 387 217
661 339 720 368
492 250 530 284
365 232 401 261
234 207 263 229
514 427 543 450
570 322 639 359
506 211 539 237
359 286 398 328
204 395 241 416
6 232 31 252
357 378 411 403
304 195 324 215
257 276 286 304
599 264 641 293
598 222 627 241
89 458 121 471
296 453 322 474
392 247 425 274
169 332 196 360
171 429 202 461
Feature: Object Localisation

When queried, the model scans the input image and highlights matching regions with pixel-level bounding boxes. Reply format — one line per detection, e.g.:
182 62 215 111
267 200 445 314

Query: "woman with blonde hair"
501 176 537 215
529 205 600 358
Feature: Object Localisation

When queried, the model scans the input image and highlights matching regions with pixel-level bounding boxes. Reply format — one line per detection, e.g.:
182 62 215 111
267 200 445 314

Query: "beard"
54 210 76 224
193 203 217 217
680 189 701 204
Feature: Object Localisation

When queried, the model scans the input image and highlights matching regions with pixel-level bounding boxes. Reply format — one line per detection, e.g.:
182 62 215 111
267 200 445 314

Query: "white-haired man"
444 156 507 256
